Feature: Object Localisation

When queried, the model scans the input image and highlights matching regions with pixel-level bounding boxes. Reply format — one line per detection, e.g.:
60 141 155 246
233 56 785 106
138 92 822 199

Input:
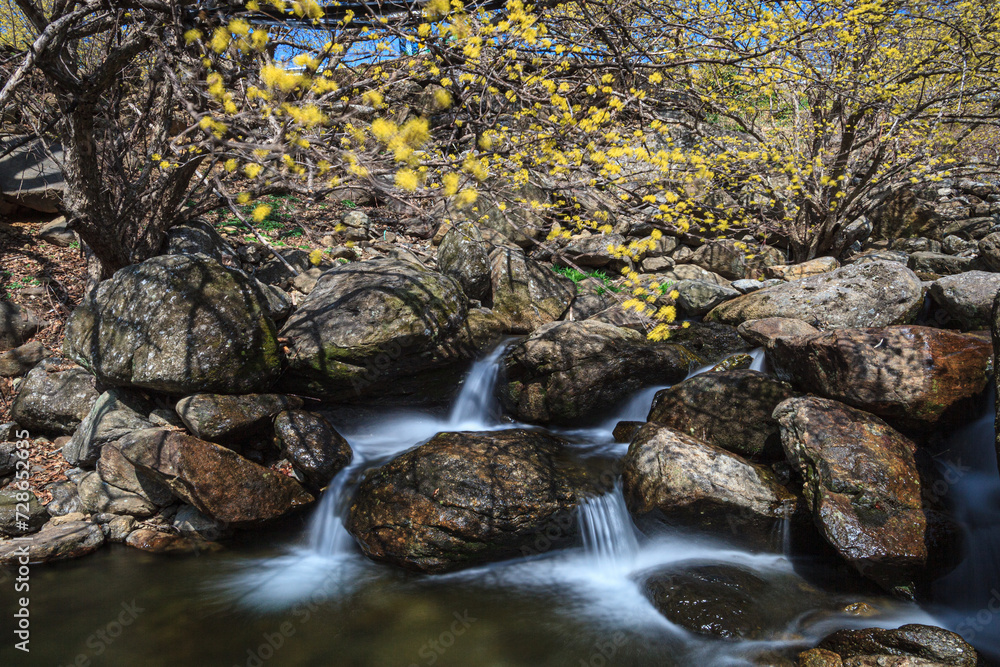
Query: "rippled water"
2 345 998 666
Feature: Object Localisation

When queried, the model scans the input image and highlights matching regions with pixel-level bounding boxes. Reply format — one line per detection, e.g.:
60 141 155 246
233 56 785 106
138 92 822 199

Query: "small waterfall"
447 342 508 427
307 465 358 556
578 483 640 567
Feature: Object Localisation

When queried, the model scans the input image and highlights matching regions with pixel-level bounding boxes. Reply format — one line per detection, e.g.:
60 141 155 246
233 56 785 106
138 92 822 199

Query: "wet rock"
647 370 798 461
737 318 820 347
766 257 840 281
11 356 100 436
622 423 797 532
280 258 477 402
175 393 302 442
928 271 1000 329
78 471 158 518
0 341 45 377
769 326 991 428
775 397 960 595
499 320 696 425
490 247 574 333
347 429 594 573
43 480 83 516
63 254 281 394
125 528 213 554
0 488 49 535
612 420 644 443
796 648 842 667
0 301 45 351
687 240 748 280
63 388 154 467
675 280 741 316
706 261 924 328
0 519 104 563
643 562 827 641
437 221 491 301
709 353 753 371
273 410 352 489
817 624 977 666
667 322 750 363
97 444 173 506
163 219 237 263
116 428 313 525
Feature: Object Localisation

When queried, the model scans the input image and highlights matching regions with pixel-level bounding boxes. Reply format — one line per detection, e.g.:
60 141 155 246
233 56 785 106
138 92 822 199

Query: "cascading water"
578 482 640 568
446 340 508 427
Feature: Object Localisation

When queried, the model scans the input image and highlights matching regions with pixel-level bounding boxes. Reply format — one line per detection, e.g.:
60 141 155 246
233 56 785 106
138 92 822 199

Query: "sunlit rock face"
63 254 281 395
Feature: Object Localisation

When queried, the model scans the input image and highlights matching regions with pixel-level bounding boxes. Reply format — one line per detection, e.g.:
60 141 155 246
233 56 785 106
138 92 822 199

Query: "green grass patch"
550 265 620 295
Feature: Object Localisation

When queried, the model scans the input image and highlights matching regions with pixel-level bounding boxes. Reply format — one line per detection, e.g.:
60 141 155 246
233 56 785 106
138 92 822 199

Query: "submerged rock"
11 356 100 436
499 320 696 425
347 429 595 573
647 370 798 461
63 254 281 394
0 519 104 563
774 397 960 595
769 326 991 429
817 624 977 666
705 260 924 328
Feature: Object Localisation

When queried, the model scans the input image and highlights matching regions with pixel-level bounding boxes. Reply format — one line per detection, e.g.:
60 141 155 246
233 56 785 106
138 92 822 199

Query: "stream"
2 344 998 666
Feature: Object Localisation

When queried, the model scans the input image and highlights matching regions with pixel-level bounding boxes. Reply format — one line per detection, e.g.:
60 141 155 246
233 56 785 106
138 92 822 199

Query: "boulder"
0 520 104 564
847 250 910 266
347 429 594 573
666 322 750 363
11 356 100 436
273 410 353 489
661 263 730 286
63 388 154 467
892 237 942 254
63 254 281 394
0 488 48 535
731 279 767 294
622 423 797 532
499 320 696 425
163 219 237 264
674 280 740 316
40 218 77 246
769 326 991 428
940 216 993 240
737 317 820 347
976 231 1000 272
705 261 924 329
928 271 1000 329
437 221 491 301
43 480 82 516
0 301 45 351
647 370 798 461
125 528 212 554
0 341 45 377
641 255 675 273
817 625 977 666
96 444 174 506
116 428 313 525
687 240 747 280
280 258 478 402
942 235 978 255
908 251 978 276
774 396 960 595
490 247 574 333
77 471 157 518
555 233 624 269
174 393 302 442
766 257 840 281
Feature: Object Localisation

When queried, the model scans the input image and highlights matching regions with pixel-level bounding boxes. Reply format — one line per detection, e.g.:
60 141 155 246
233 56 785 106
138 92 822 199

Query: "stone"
63 254 281 394
63 388 154 467
687 240 747 280
891 237 941 254
622 423 798 532
0 136 65 213
279 258 478 402
928 271 1000 329
940 216 994 239
172 504 227 540
848 250 910 266
490 247 574 333
499 320 697 425
706 261 924 329
78 471 158 518
817 625 977 666
125 528 212 554
0 341 45 377
174 393 302 442
0 487 48 535
43 479 83 516
731 279 766 294
769 326 992 428
116 428 314 525
255 281 293 321
567 293 614 321
104 515 136 542
96 444 173 506
661 263 730 286
942 235 978 255
832 217 872 257
555 233 625 269
641 255 675 272
0 520 104 564
908 251 978 275
437 221 491 301
737 318 820 347
765 257 840 281
775 397 961 595
163 219 236 263
273 410 352 489
475 184 548 247
291 269 320 294
976 231 1000 272
0 301 45 351
37 216 76 246
647 370 798 461
675 279 740 316
11 356 100 436
347 429 595 573
666 322 750 363
256 248 336 287
612 421 644 443
796 649 843 667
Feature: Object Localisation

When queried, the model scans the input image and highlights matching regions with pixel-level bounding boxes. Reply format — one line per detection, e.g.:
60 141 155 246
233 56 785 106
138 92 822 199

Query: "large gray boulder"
928 271 1000 329
775 396 960 596
63 254 281 394
705 260 924 328
279 258 479 402
437 222 491 301
499 320 697 425
11 357 100 436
